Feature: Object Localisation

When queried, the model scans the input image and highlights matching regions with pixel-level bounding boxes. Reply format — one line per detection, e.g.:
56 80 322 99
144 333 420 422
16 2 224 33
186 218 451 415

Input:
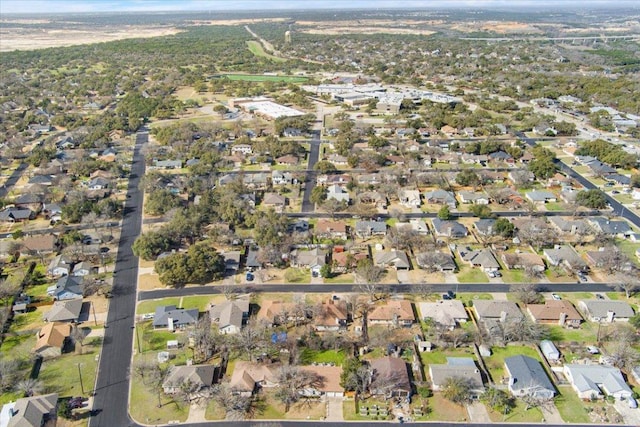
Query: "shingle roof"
43 299 83 322
504 355 554 394
152 305 199 328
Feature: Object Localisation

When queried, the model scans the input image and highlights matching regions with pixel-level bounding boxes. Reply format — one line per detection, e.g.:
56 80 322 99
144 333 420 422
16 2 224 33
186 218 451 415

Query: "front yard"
483 345 541 383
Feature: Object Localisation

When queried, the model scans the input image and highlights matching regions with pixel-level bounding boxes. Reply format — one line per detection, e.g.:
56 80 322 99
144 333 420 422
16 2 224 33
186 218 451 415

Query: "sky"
1 0 637 14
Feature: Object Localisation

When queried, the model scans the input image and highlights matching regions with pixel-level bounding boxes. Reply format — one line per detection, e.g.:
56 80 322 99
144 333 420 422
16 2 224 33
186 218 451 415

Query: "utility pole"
77 363 85 394
136 325 142 354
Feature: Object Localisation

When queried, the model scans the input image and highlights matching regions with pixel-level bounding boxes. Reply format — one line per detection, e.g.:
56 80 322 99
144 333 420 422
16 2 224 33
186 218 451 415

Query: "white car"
551 294 562 301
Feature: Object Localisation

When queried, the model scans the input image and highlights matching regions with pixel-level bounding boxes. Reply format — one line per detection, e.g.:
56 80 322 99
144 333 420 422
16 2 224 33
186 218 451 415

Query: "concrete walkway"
541 403 564 424
325 398 344 421
492 292 509 300
467 402 491 423
186 401 207 423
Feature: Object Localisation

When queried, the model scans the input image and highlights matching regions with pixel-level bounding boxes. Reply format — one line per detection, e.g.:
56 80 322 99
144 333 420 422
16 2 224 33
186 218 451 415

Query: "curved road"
89 129 147 427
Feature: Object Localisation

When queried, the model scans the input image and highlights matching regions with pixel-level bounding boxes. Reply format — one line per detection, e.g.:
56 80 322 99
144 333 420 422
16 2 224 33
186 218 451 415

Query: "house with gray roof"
472 300 523 322
458 191 490 205
588 217 633 238
429 358 484 398
415 251 456 272
152 159 182 169
419 300 468 329
459 248 500 271
526 190 557 203
423 190 456 208
431 218 467 238
374 250 410 270
162 364 215 394
1 393 58 427
474 218 496 236
0 207 33 223
153 305 199 330
245 246 262 270
43 299 83 323
209 299 249 335
504 355 555 399
564 364 632 400
326 184 350 203
577 300 634 323
47 276 83 301
355 220 387 238
548 217 591 235
290 248 327 274
543 245 587 272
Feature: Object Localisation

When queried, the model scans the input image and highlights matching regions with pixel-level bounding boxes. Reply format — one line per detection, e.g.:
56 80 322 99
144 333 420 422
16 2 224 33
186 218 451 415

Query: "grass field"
215 72 308 83
488 400 543 423
299 349 347 366
484 345 541 382
554 386 591 423
456 268 490 283
246 40 287 62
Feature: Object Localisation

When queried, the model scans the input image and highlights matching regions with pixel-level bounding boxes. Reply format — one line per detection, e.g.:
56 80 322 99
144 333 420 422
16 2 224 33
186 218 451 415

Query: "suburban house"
526 190 557 204
290 248 327 275
369 356 412 398
458 191 490 205
72 261 95 277
33 322 72 358
369 300 415 327
374 250 410 270
230 362 280 396
355 220 387 238
231 144 253 155
162 364 216 394
504 355 556 399
47 254 72 277
459 248 500 272
275 155 298 166
357 191 387 209
47 275 84 301
472 300 523 326
257 301 303 325
299 365 345 398
271 170 294 186
527 300 583 328
326 184 350 203
43 299 83 323
586 249 634 271
315 220 348 240
0 394 58 427
577 300 634 323
543 245 588 272
419 300 468 329
501 252 546 273
396 219 429 235
152 159 182 169
0 207 33 222
261 193 286 211
22 234 58 254
588 217 633 238
208 299 250 335
87 177 110 190
332 248 368 272
474 218 496 236
152 305 199 330
431 218 468 238
548 217 591 235
314 300 349 332
423 190 456 208
415 251 456 272
398 189 421 208
429 358 484 398
564 364 633 400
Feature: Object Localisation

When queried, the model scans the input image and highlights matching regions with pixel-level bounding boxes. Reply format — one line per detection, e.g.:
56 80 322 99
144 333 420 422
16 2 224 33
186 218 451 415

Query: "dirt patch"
452 21 544 34
0 26 181 52
296 20 436 36
138 273 163 291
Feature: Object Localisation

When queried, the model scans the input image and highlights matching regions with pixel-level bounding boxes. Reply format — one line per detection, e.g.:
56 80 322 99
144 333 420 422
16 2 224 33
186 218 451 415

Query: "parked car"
442 294 451 300
629 397 637 409
245 272 254 281
595 293 605 300
488 271 502 278
587 346 600 354
551 293 562 301
447 290 456 299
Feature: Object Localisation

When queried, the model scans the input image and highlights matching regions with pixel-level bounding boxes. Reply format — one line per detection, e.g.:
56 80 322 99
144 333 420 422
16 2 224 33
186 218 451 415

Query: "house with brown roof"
257 301 303 325
527 300 583 328
230 362 280 396
21 234 59 254
502 252 546 273
276 155 299 166
315 220 348 240
261 193 286 211
369 300 415 327
314 300 348 332
369 356 412 398
331 248 367 273
33 322 72 358
299 365 345 398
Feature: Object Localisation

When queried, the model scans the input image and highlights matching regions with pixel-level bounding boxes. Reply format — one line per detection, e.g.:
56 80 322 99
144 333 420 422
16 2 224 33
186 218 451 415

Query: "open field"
246 40 287 62
214 73 308 83
0 25 181 52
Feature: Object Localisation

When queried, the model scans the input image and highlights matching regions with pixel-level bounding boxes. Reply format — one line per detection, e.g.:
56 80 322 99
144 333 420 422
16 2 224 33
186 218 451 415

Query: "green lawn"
205 398 227 420
488 400 544 423
283 268 311 284
484 345 541 382
456 268 489 283
617 239 640 267
545 323 597 343
180 295 222 311
38 350 99 398
138 322 183 353
0 332 37 357
420 348 476 366
555 386 591 423
419 394 468 422
136 297 181 315
299 349 347 365
323 274 354 284
129 373 189 424
499 269 528 283
544 202 568 212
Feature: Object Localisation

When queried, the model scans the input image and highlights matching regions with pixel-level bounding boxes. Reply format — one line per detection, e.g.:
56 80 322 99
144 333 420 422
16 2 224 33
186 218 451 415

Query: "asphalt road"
139 281 614 301
89 129 147 427
301 130 321 213
174 422 612 427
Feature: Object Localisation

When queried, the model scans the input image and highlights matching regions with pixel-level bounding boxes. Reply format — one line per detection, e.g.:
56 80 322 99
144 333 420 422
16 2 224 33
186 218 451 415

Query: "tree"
16 378 44 397
185 243 225 284
514 283 543 305
575 189 607 209
437 205 451 220
502 317 548 344
469 204 493 219
210 384 255 420
274 365 320 412
340 358 371 395
355 259 384 290
310 186 327 206
482 387 515 414
154 253 190 288
320 264 332 279
528 146 557 180
71 325 86 354
456 169 481 188
144 189 182 216
213 104 228 117
132 231 173 261
442 376 474 405
314 160 337 174
494 218 515 238
0 359 21 392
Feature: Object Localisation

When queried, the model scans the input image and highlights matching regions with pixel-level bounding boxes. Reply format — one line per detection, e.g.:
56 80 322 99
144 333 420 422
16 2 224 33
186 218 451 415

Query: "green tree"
185 242 225 284
442 376 474 405
144 189 182 216
437 205 451 220
528 145 557 180
469 204 493 219
132 231 173 261
310 185 327 206
494 218 515 238
320 263 332 279
482 387 515 414
314 160 337 174
576 189 607 209
455 169 481 188
155 252 190 287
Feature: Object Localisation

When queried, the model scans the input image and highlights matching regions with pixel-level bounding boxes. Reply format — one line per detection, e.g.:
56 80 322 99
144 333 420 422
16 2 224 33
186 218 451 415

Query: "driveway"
325 397 344 421
614 399 640 425
467 402 491 423
541 402 564 424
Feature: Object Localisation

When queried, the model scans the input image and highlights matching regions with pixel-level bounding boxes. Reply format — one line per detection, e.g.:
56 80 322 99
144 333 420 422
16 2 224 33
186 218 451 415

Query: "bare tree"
233 319 267 361
613 272 640 298
210 384 255 420
274 365 321 412
71 325 86 354
442 376 475 405
0 279 20 306
0 359 21 392
520 391 554 411
15 378 44 397
513 283 543 305
609 342 640 371
502 317 547 344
